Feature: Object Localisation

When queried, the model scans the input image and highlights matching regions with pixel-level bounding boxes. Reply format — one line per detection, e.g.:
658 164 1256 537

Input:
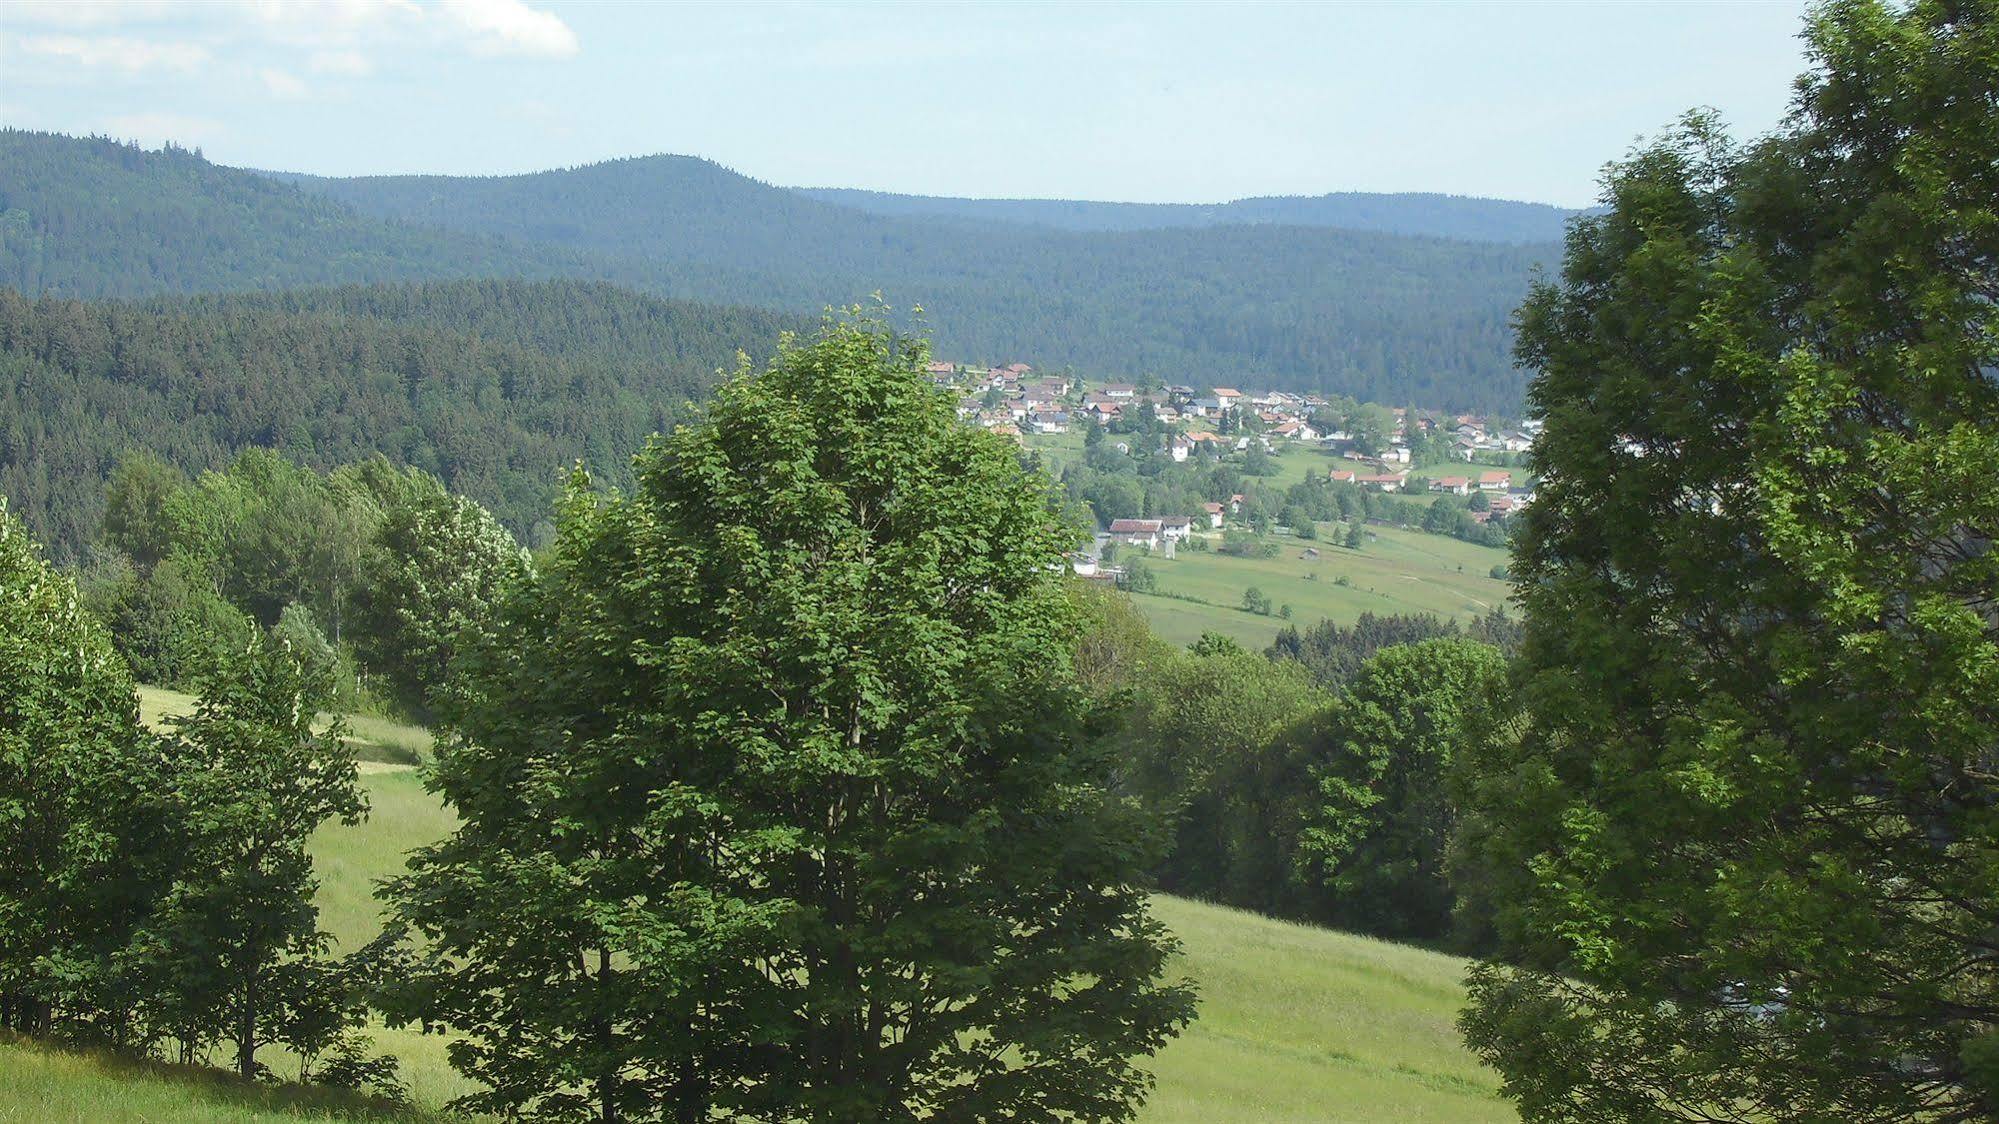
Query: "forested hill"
275 154 1556 409
795 187 1581 242
2 130 1553 408
0 280 798 560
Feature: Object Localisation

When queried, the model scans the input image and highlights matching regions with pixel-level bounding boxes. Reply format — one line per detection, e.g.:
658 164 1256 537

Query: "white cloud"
435 0 578 58
101 110 227 149
308 48 373 76
16 33 210 72
260 66 308 98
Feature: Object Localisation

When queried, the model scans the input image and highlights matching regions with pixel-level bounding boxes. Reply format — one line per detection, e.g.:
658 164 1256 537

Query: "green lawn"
0 765 1512 1122
139 686 435 766
1129 525 1511 649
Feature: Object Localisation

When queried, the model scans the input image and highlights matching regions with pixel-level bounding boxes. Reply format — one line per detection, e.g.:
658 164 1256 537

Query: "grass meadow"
1 758 1514 1122
1128 526 1511 649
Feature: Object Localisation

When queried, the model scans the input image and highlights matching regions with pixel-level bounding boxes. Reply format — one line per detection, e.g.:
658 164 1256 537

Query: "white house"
1160 515 1194 542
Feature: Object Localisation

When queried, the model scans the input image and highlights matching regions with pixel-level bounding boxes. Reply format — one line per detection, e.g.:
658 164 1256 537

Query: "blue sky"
0 0 1814 207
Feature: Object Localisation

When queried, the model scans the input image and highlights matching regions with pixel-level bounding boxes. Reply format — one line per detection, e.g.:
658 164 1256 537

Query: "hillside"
277 153 1553 408
0 762 1509 1123
0 280 797 560
797 187 1581 243
2 132 1553 407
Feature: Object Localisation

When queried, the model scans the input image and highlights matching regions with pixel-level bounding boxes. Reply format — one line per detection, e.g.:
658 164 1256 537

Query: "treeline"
796 186 1581 243
1079 594 1522 946
5 131 1546 409
81 448 526 721
0 280 796 561
2 505 399 1093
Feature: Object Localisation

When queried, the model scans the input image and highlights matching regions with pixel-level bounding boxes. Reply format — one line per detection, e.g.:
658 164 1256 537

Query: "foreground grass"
2 765 1511 1122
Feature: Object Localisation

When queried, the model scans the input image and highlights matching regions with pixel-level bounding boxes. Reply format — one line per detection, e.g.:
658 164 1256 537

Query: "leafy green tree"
388 316 1194 1123
0 505 179 1039
1119 641 1326 905
350 469 529 720
1344 521 1365 550
1457 4 1999 1118
1292 638 1507 942
1346 404 1394 456
136 635 369 1079
1240 586 1272 615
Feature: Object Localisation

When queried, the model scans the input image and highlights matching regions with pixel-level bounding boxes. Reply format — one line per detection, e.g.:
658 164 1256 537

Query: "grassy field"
1129 525 1511 649
139 686 435 766
0 765 1512 1122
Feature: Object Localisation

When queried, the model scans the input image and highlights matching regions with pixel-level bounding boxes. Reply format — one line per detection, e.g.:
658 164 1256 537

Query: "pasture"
1127 525 1511 649
0 762 1513 1122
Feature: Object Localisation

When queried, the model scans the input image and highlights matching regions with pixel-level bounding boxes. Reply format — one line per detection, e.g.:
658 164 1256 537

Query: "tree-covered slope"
796 186 1581 243
0 280 797 560
2 131 1553 408
277 154 1556 408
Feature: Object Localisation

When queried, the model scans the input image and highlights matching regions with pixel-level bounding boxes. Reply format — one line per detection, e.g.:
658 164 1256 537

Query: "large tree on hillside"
1456 2 1998 1119
387 315 1195 1123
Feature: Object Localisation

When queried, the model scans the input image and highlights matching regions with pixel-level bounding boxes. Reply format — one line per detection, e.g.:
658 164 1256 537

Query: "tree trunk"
237 969 257 1080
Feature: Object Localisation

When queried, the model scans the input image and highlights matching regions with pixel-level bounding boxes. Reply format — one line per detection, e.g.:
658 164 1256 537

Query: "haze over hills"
1 130 1557 409
795 187 1582 243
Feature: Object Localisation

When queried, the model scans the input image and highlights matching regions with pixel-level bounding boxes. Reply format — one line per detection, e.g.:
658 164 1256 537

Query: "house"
1006 362 1034 376
1107 518 1163 549
1357 473 1407 492
1189 397 1225 418
1477 470 1512 492
1160 516 1193 542
1432 476 1473 496
1211 388 1243 410
1030 412 1070 435
1328 469 1358 485
1155 406 1182 424
1068 553 1100 576
1451 436 1478 461
1201 502 1225 529
1498 431 1534 453
1103 383 1137 400
1168 436 1193 463
1228 492 1246 513
1382 444 1411 464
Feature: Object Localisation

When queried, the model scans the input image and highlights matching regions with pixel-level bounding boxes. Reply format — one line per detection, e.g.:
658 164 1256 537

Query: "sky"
0 0 1817 208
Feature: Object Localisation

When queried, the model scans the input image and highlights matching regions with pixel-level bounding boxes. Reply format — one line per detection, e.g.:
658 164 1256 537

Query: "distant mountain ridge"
0 132 1556 410
794 187 1582 243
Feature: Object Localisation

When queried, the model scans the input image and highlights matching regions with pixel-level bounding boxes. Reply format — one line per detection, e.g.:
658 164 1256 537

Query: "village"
927 359 1541 568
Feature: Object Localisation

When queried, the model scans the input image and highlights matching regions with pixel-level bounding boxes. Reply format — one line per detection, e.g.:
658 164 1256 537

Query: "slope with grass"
1130 526 1511 649
0 759 1512 1122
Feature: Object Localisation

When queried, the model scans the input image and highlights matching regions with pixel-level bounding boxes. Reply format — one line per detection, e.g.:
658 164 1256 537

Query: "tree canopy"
1457 2 1999 1118
388 314 1194 1122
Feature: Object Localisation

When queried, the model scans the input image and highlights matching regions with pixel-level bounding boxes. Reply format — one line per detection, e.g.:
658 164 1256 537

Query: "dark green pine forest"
2 129 1554 411
0 281 798 562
